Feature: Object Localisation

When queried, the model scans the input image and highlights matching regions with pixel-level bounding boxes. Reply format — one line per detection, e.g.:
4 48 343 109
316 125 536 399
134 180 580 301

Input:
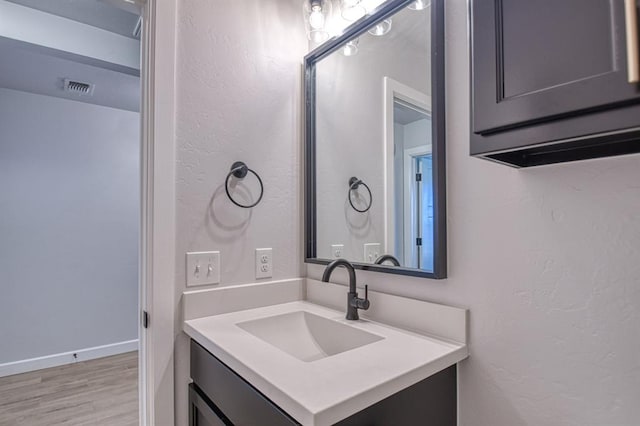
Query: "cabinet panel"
190 341 299 426
334 366 457 426
189 384 229 426
190 339 457 426
472 0 640 135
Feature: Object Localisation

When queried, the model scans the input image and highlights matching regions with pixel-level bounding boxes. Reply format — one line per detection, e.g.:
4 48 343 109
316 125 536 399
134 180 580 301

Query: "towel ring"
225 161 264 209
348 176 372 213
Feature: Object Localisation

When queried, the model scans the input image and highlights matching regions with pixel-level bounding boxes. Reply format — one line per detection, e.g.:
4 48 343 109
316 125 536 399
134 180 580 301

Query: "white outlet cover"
255 248 272 279
364 243 381 263
186 251 220 286
331 244 344 259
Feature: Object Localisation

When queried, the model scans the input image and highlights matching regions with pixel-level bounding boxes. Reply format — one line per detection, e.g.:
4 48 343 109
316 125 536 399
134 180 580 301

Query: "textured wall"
0 88 139 363
173 1 306 424
309 0 640 425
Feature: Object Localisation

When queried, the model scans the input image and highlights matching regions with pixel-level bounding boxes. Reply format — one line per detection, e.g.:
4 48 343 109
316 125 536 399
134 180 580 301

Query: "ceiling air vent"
63 79 95 96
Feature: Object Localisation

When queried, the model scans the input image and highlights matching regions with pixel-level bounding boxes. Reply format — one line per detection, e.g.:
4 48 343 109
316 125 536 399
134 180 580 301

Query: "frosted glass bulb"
341 0 366 21
343 38 359 56
309 6 325 29
368 19 392 36
409 0 430 10
311 30 329 43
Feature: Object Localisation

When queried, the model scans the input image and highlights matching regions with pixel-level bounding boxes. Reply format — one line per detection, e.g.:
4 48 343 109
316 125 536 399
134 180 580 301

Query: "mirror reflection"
313 3 434 271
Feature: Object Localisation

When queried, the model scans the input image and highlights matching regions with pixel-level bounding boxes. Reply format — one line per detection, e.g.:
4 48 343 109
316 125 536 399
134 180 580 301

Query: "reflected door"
416 154 434 271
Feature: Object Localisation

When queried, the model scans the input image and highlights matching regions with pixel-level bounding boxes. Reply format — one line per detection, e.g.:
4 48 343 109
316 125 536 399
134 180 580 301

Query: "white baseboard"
0 339 139 378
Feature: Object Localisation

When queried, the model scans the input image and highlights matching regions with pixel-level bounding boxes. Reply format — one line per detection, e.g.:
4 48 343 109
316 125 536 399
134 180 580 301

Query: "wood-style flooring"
0 351 138 426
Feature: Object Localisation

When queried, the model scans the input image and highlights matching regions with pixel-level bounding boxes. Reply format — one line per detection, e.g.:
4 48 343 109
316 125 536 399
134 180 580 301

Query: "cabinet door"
190 341 299 426
472 0 640 135
189 384 229 426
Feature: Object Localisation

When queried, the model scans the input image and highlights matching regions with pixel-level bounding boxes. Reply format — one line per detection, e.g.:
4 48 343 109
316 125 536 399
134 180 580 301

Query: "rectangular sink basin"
237 311 384 362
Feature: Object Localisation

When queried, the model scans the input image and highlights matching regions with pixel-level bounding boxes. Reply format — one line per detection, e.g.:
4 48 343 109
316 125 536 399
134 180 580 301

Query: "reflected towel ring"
225 161 264 209
348 176 372 213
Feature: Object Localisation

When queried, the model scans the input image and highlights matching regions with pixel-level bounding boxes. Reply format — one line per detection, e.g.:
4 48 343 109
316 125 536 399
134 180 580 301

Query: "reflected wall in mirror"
305 0 446 278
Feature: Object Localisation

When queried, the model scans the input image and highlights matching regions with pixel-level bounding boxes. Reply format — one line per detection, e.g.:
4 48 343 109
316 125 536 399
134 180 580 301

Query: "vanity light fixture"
367 18 392 36
408 0 430 10
303 0 332 43
343 38 359 56
341 0 366 21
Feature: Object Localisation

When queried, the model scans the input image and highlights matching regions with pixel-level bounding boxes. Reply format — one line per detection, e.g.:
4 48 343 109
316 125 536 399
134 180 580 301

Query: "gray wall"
0 88 139 363
309 0 640 425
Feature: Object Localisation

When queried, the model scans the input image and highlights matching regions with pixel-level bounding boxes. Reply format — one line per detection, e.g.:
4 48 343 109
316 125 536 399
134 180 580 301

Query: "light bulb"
368 19 392 36
343 38 359 56
310 30 329 43
341 4 365 21
309 5 325 29
341 0 366 21
408 0 430 10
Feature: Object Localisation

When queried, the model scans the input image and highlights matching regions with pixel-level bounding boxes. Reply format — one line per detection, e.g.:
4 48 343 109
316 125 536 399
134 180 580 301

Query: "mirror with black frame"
304 0 446 278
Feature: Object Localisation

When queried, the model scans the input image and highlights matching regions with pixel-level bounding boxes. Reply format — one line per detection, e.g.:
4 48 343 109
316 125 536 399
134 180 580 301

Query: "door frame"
402 146 431 267
138 0 177 424
382 76 431 259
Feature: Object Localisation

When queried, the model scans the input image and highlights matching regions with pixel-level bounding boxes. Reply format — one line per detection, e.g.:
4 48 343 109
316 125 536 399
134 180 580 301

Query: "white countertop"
184 300 468 426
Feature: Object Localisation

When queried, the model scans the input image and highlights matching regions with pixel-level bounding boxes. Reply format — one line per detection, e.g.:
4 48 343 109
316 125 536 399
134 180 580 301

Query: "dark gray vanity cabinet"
189 340 457 426
470 0 640 167
190 341 298 426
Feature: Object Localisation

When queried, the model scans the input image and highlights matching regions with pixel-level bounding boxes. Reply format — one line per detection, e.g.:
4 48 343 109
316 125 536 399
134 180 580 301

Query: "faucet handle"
354 284 370 311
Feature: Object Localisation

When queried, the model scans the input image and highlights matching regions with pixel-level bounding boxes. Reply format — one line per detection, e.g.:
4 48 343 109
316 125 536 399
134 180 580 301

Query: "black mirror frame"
304 0 447 279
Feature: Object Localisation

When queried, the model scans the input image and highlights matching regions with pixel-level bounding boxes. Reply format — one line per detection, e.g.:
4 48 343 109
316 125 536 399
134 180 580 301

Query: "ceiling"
0 39 140 112
394 101 428 125
0 0 140 112
4 0 140 39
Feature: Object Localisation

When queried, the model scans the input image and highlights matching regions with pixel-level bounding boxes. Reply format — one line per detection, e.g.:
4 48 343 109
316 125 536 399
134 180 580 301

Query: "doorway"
392 99 433 270
0 0 145 424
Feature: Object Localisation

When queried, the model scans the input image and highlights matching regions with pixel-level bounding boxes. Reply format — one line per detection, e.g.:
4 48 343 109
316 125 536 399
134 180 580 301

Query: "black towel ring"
225 161 264 209
348 176 372 213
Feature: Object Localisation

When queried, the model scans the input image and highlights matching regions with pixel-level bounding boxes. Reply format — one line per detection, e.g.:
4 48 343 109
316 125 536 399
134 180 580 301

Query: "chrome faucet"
321 259 370 320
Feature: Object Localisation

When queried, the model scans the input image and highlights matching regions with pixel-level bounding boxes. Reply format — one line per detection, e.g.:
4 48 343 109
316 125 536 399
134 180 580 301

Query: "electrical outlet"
331 244 344 258
364 243 381 263
255 248 272 279
186 251 220 286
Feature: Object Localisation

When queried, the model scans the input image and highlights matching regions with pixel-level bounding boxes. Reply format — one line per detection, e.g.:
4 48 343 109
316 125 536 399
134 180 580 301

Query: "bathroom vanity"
189 340 456 426
183 279 468 426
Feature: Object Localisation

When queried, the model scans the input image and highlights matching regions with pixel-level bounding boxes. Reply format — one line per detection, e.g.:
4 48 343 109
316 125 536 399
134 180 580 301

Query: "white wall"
308 1 640 425
315 5 430 261
172 1 306 425
0 88 139 364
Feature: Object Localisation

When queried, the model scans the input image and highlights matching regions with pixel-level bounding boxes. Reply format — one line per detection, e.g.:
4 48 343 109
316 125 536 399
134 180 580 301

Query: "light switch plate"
364 243 381 263
330 244 344 258
186 251 220 286
255 248 272 279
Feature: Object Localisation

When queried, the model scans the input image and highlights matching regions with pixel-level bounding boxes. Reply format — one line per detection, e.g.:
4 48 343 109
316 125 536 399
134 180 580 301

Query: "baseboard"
0 339 139 378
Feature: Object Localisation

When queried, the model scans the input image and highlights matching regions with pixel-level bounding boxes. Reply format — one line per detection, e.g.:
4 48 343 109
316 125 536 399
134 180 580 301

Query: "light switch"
186 251 220 286
331 244 344 258
255 248 272 279
364 243 381 263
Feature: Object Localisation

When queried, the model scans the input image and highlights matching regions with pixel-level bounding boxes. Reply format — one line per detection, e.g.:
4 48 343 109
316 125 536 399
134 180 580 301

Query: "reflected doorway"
393 100 433 270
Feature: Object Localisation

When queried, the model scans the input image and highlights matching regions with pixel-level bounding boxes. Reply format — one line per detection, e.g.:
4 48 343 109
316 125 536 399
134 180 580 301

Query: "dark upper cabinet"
471 0 640 167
